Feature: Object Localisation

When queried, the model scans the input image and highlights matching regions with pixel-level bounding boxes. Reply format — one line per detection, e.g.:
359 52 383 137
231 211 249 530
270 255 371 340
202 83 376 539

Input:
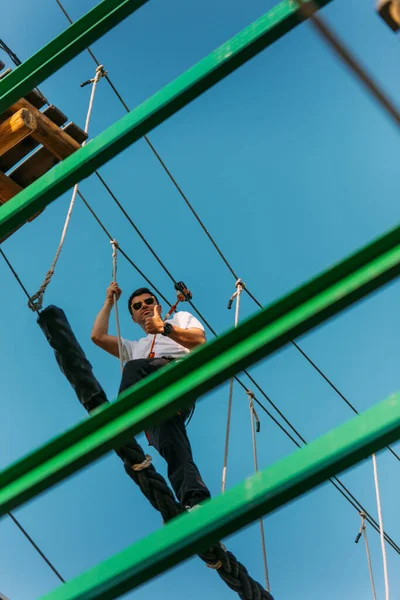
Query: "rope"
372 453 390 599
246 391 270 592
110 239 124 372
117 436 274 598
28 65 107 312
356 511 377 600
222 279 244 493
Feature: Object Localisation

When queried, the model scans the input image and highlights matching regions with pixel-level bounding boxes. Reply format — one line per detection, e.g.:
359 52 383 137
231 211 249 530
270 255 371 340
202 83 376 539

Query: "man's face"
130 293 161 325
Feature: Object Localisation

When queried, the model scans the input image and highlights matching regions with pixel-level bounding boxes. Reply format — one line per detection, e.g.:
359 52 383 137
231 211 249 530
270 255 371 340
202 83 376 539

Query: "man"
91 282 211 510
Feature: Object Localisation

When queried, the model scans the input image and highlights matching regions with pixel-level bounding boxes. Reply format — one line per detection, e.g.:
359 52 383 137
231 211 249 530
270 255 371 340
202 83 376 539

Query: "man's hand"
144 305 164 335
106 282 122 304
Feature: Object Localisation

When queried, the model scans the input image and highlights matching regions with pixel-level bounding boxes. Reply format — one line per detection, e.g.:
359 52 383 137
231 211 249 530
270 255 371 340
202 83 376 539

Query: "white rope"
132 454 152 471
221 279 244 493
357 511 377 600
110 240 124 372
372 453 390 600
247 390 270 592
28 65 107 311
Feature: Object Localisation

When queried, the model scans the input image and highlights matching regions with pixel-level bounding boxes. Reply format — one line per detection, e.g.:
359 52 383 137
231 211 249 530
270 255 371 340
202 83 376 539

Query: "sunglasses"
131 297 155 312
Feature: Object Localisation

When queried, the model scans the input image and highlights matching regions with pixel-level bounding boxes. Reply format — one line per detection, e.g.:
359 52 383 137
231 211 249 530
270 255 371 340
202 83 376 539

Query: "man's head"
128 287 161 327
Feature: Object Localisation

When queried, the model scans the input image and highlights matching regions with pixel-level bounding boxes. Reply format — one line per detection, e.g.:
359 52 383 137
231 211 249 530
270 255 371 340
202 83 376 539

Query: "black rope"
120 437 273 599
38 304 273 599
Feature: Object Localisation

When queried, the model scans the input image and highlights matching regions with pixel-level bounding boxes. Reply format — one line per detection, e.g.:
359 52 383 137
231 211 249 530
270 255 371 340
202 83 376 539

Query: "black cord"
0 37 21 66
8 512 65 582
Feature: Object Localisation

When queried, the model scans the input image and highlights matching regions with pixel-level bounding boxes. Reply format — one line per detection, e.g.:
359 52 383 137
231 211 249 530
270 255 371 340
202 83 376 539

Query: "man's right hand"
106 282 122 304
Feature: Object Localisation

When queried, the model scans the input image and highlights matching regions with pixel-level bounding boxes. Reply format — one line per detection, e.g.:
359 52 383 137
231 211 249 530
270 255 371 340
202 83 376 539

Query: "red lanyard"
148 282 192 359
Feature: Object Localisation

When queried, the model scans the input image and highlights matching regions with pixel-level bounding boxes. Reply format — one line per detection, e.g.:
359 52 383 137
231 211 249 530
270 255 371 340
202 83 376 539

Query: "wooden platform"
0 65 87 242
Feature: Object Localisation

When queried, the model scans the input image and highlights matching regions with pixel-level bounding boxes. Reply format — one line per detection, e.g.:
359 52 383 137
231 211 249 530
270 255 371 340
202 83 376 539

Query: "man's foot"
184 495 208 511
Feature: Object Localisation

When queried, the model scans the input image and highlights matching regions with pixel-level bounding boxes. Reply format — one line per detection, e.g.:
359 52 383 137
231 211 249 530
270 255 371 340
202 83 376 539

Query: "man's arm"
166 326 206 350
144 308 206 350
91 282 122 358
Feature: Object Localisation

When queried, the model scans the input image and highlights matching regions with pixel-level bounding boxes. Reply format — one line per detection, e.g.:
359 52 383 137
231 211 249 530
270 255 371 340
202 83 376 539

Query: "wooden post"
0 171 43 242
0 108 37 157
0 170 22 204
6 98 81 160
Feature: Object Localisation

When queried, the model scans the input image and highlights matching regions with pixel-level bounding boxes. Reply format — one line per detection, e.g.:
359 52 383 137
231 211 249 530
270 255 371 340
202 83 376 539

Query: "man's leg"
118 357 168 394
146 412 211 508
119 358 211 507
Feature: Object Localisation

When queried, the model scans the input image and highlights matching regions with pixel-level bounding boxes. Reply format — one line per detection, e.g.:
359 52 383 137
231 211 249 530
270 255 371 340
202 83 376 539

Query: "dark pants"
119 358 211 508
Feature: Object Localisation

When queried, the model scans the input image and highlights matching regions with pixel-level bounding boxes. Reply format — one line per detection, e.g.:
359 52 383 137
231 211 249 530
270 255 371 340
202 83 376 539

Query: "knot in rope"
80 64 108 87
110 239 119 278
206 559 223 570
132 454 152 471
246 390 261 433
356 509 377 600
227 278 245 310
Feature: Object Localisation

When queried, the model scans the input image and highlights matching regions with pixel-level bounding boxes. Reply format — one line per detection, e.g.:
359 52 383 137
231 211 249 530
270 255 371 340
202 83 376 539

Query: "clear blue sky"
1 0 400 598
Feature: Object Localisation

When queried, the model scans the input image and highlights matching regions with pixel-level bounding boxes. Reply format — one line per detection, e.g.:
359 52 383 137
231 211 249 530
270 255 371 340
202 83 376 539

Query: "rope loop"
132 454 152 471
28 65 106 312
227 278 245 310
356 508 377 600
206 559 222 570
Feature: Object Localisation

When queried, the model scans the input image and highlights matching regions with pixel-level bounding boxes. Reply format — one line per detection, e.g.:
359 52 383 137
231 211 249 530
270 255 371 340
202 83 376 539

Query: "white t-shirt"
121 311 205 362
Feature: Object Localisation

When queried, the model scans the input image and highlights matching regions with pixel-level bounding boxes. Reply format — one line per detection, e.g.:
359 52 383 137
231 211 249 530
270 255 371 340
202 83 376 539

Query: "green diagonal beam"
0 0 148 114
40 391 400 600
0 223 400 516
0 0 332 241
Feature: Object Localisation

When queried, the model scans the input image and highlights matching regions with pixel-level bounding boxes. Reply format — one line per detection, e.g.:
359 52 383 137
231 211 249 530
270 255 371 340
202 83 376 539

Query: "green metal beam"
0 0 332 241
0 0 148 114
0 223 400 516
39 391 400 600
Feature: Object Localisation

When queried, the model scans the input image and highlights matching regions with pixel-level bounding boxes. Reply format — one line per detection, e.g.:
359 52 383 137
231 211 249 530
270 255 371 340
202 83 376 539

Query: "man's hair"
128 287 159 316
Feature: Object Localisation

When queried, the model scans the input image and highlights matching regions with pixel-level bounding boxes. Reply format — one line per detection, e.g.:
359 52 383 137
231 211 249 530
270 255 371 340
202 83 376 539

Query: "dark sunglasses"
131 297 155 312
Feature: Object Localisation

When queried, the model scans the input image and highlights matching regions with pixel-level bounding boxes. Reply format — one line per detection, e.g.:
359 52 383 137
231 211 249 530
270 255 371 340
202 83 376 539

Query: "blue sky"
1 0 400 598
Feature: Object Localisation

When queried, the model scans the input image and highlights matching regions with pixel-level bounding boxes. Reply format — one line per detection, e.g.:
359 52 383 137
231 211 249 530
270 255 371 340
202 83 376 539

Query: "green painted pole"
0 0 332 241
0 223 399 515
39 392 400 600
0 0 148 114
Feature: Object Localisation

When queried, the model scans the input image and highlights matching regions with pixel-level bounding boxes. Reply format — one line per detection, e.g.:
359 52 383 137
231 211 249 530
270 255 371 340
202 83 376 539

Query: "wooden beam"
0 105 69 172
377 0 400 31
7 98 80 160
0 108 37 157
10 122 87 188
